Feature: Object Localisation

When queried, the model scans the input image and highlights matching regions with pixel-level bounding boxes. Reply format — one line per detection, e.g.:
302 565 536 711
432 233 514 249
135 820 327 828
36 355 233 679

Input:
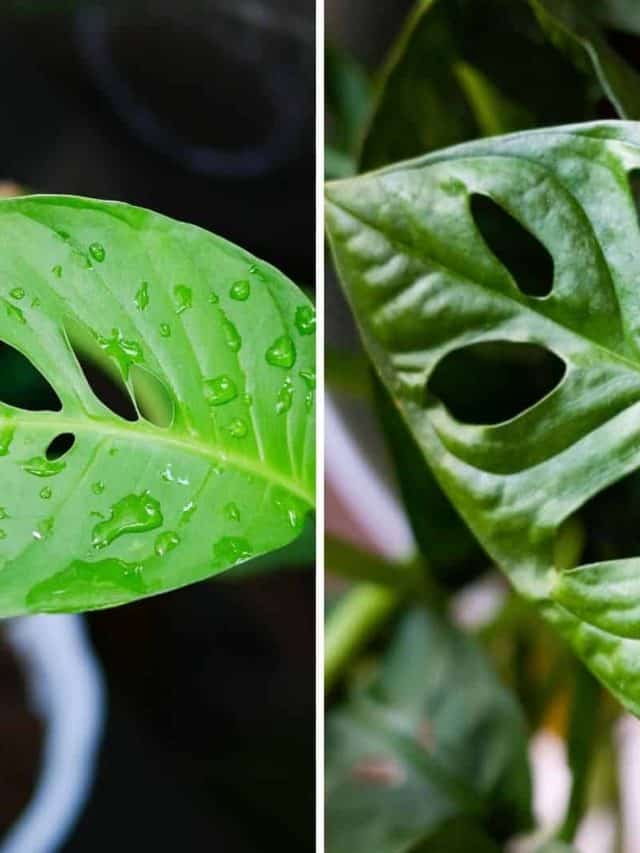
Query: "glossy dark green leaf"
360 0 596 172
326 120 640 715
0 195 315 615
326 608 532 853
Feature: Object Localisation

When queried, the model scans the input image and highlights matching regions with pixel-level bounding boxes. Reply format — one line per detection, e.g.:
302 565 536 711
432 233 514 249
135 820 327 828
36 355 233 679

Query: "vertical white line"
315 0 325 847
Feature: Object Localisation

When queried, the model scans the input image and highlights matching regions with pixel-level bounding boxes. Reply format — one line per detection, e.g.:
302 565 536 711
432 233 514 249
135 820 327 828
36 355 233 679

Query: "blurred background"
0 1 315 850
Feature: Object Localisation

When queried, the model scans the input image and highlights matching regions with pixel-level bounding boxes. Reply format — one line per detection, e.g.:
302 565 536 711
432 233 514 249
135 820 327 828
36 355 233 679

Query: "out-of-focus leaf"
326 120 640 715
326 44 372 157
326 535 415 589
326 348 371 398
326 145 356 180
360 0 594 172
326 608 532 852
593 0 640 36
531 0 640 119
373 377 485 590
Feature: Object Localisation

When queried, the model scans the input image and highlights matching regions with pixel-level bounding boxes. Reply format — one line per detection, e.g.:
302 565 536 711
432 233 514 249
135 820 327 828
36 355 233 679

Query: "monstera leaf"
326 121 640 716
326 608 532 852
0 195 315 615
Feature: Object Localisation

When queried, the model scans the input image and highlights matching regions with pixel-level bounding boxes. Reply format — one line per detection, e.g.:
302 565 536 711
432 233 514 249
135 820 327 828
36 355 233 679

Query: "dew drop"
40 486 52 500
0 507 8 520
180 500 197 524
92 481 105 495
204 374 238 406
31 297 41 308
26 557 146 611
173 284 192 315
4 301 25 325
22 456 65 477
299 368 316 389
154 530 180 557
0 423 14 456
248 263 266 281
51 264 63 278
276 377 293 415
222 319 242 352
208 291 219 304
305 391 314 412
10 287 24 300
230 279 250 301
161 464 174 482
135 281 149 311
0 529 6 540
159 323 171 338
225 502 240 522
295 305 316 336
33 517 54 541
242 393 253 406
89 242 106 262
91 491 163 550
96 328 143 379
226 418 248 439
212 536 252 567
266 335 296 369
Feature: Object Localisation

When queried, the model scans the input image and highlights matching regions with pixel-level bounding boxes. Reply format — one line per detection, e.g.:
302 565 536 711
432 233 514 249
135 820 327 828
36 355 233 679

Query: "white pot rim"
1 614 105 853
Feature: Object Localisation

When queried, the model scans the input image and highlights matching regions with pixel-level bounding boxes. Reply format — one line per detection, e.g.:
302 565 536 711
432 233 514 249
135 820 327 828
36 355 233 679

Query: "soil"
0 627 44 836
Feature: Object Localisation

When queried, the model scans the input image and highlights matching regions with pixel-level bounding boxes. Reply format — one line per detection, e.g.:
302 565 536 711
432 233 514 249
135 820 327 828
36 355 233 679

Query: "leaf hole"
64 318 138 422
131 365 174 428
568 469 640 565
46 432 75 460
470 194 554 297
0 341 61 411
428 341 566 425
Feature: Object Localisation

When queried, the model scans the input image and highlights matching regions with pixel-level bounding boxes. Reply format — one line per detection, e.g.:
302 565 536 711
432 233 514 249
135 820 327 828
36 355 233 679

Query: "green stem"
325 583 401 694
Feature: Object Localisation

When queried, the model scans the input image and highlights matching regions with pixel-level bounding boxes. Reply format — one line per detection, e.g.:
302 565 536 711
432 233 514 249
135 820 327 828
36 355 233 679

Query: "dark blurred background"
0 0 315 849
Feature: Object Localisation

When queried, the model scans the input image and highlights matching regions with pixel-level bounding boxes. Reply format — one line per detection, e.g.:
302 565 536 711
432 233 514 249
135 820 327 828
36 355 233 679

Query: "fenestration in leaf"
326 121 640 716
0 195 314 615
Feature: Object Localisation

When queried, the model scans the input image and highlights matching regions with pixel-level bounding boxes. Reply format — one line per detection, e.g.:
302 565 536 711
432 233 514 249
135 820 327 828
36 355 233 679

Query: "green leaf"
531 0 640 119
0 195 314 615
325 120 640 715
360 0 595 172
326 608 532 853
326 43 373 158
593 0 640 34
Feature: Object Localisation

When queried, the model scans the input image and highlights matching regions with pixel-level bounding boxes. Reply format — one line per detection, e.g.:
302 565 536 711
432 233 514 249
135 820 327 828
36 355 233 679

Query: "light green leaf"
326 608 532 853
0 195 314 615
325 120 640 715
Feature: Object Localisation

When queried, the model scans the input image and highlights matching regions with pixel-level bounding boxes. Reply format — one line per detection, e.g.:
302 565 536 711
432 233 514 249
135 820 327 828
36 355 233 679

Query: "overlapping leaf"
326 609 532 852
0 195 315 615
326 121 640 715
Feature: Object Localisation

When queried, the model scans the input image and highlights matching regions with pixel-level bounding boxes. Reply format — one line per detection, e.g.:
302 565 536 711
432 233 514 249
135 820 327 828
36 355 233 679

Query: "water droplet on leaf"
222 319 242 352
155 530 180 557
89 242 105 262
26 557 146 611
51 264 62 278
92 491 163 550
212 536 252 567
204 375 238 406
295 305 316 335
10 287 24 300
96 328 143 379
266 335 296 369
208 291 219 304
181 500 197 524
299 368 316 389
230 279 250 301
135 281 149 311
22 456 65 477
173 284 192 315
226 418 248 438
40 487 52 500
4 300 25 325
225 502 240 521
0 423 14 456
92 481 105 495
276 377 293 414
159 323 171 338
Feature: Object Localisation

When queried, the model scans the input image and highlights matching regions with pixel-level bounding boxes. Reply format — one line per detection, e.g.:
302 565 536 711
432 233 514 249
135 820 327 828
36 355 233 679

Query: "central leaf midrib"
11 412 313 506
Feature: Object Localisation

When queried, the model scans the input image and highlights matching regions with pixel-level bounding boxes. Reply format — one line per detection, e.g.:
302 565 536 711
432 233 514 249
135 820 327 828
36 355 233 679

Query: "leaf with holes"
326 608 532 853
326 120 640 716
0 195 315 616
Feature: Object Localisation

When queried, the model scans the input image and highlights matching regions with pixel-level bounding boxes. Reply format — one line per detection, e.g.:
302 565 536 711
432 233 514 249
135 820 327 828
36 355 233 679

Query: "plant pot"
0 615 105 853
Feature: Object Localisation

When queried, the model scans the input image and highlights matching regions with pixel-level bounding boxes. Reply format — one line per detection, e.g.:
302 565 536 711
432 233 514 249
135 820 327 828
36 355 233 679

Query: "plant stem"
325 584 400 694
